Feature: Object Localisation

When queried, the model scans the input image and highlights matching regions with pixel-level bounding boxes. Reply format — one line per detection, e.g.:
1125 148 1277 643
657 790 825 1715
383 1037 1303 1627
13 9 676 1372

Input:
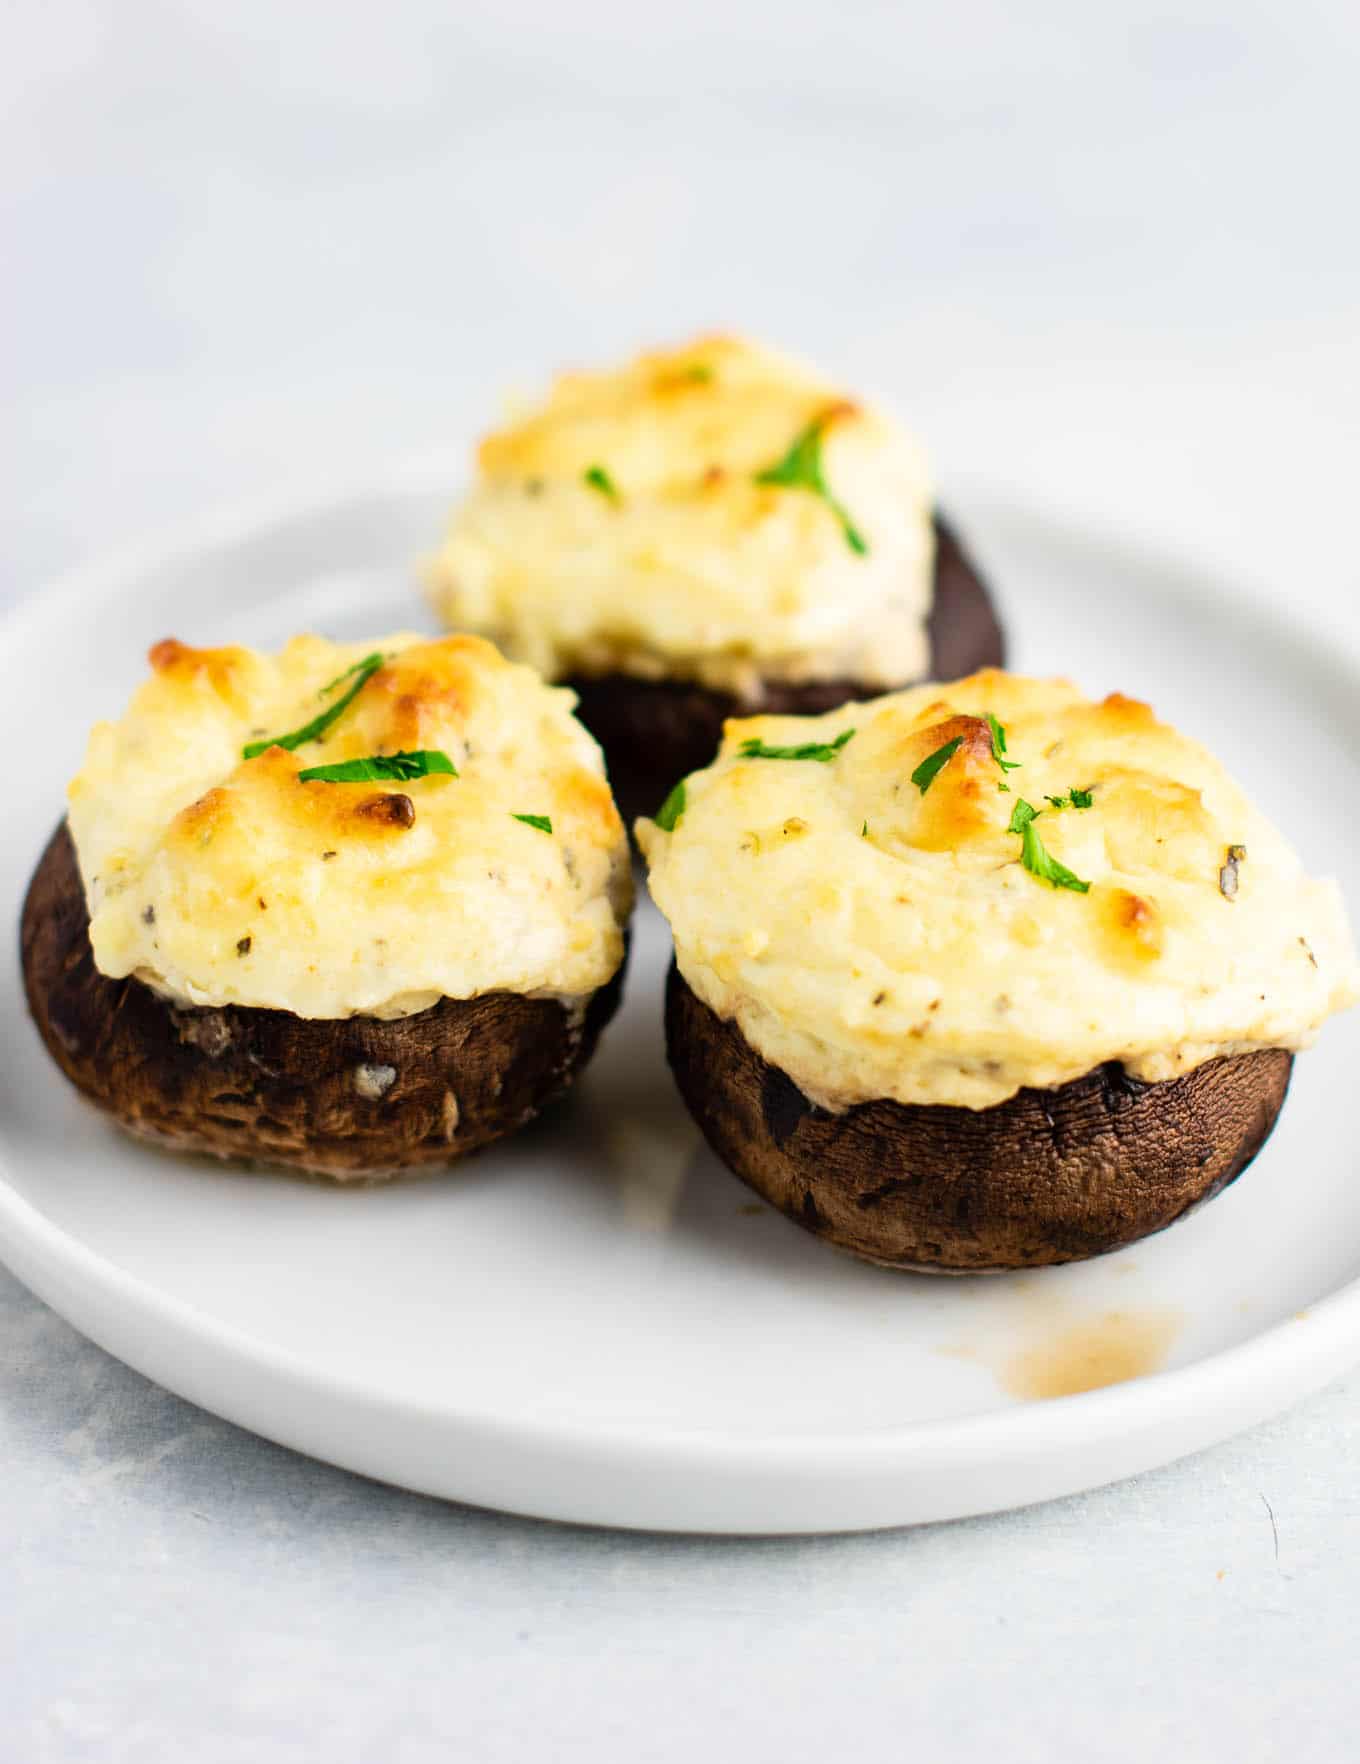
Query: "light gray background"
6 4 1360 1759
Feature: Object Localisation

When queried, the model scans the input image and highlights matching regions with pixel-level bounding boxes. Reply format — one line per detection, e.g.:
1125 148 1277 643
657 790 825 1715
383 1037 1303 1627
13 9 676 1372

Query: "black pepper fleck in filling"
141 905 156 926
1300 936 1319 968
236 936 252 956
321 850 338 861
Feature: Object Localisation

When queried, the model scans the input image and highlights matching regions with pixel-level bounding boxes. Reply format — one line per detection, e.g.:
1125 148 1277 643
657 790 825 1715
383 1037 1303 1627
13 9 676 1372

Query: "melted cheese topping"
68 634 633 1019
426 334 936 697
638 671 1360 1110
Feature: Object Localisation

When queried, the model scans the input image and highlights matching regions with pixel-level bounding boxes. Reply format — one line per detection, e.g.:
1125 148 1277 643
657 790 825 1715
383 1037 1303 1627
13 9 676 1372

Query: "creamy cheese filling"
426 334 937 696
68 633 633 1019
638 671 1360 1111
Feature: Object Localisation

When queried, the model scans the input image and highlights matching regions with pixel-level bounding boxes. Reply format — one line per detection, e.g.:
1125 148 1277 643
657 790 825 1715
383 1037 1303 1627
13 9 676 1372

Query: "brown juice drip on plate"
1002 1308 1181 1400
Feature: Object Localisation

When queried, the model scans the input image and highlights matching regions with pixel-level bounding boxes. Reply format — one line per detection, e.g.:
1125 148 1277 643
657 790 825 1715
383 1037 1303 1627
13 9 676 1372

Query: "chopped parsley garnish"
244 651 387 759
317 650 390 698
861 820 869 838
737 728 856 763
985 712 1021 773
654 778 687 831
683 362 713 383
754 413 868 555
511 813 553 834
1009 797 1090 892
584 464 621 504
1020 819 1090 893
910 735 964 795
297 749 457 783
1044 786 1095 811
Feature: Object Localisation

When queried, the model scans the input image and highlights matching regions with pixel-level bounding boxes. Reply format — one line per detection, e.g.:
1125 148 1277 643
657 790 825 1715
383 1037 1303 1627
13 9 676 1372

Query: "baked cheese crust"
639 670 1359 1109
426 334 936 697
68 633 633 1019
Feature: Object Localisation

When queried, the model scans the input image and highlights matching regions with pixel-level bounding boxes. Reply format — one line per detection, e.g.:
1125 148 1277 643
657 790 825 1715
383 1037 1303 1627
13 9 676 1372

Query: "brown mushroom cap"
568 512 1004 824
22 822 625 1181
666 964 1292 1272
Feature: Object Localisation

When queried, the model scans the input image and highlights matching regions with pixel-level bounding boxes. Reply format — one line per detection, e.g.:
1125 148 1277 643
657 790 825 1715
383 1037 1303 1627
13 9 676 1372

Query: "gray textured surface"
7 1265 1357 1762
6 2 1360 1757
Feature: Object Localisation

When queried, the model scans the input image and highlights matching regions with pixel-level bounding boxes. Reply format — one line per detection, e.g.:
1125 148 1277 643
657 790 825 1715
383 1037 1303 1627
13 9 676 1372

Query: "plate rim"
3 472 1359 1533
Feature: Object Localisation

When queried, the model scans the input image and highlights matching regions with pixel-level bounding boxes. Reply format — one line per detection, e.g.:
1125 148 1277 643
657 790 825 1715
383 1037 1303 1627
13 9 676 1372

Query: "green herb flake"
511 813 553 835
317 650 390 698
754 413 868 555
911 735 964 795
1020 819 1091 893
654 778 687 832
297 749 457 784
584 464 621 504
985 712 1021 773
683 362 713 383
861 820 869 838
738 728 856 764
1008 797 1089 892
1044 786 1096 811
244 652 387 759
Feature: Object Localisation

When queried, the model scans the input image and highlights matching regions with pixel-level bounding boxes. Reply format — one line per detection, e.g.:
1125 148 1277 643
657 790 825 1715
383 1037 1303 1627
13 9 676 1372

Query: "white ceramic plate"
3 468 1359 1535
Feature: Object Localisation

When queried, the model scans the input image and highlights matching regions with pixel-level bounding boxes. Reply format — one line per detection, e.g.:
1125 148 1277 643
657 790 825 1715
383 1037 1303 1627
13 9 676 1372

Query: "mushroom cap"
666 964 1292 1272
22 823 625 1180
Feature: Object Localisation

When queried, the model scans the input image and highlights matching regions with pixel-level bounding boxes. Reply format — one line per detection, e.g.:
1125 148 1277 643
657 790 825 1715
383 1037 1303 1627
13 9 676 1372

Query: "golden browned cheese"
425 334 936 696
68 634 633 1018
638 670 1360 1110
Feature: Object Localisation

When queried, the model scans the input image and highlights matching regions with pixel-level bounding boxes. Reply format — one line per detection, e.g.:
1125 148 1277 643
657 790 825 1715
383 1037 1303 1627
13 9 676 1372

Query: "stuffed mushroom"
22 633 633 1179
638 670 1359 1271
426 334 1003 821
